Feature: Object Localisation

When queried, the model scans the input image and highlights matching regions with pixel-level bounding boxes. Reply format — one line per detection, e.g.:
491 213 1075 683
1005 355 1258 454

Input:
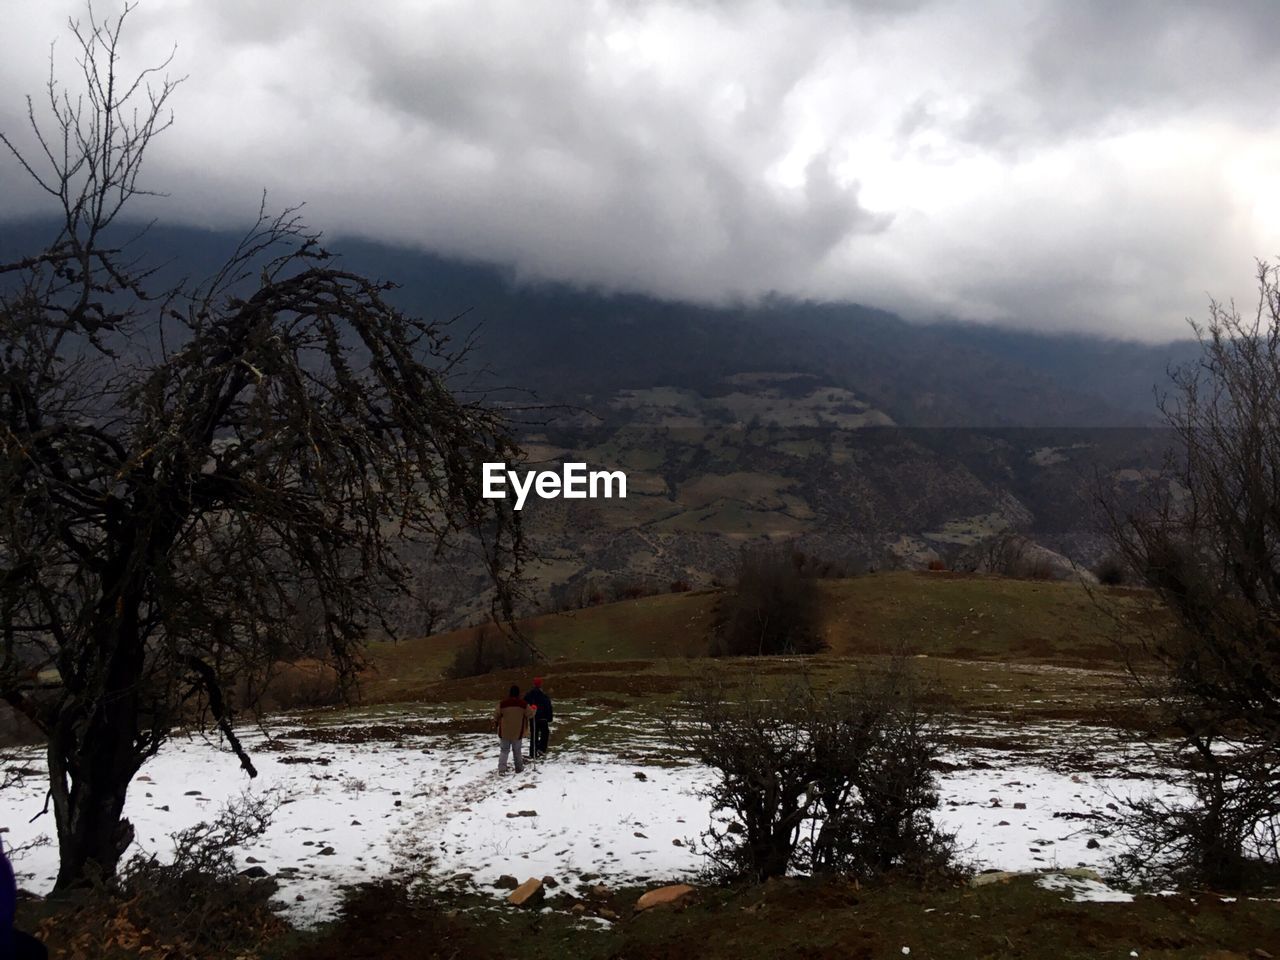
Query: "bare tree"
0 6 524 887
1100 261 1280 886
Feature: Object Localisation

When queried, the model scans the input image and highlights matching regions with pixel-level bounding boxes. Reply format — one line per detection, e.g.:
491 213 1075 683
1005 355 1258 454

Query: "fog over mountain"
0 218 1198 427
2 0 1278 340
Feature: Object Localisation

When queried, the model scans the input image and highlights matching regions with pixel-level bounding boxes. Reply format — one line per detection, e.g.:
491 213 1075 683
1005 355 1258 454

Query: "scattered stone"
635 884 696 912
634 832 647 838
587 883 612 900
239 866 270 879
394 800 402 807
997 821 1010 827
350 820 361 826
726 822 745 835
1013 802 1027 810
570 903 587 916
1087 838 1101 849
634 771 648 781
506 810 538 818
599 907 619 920
672 839 683 847
542 876 559 889
508 878 544 908
317 846 336 856
495 875 520 890
183 790 202 796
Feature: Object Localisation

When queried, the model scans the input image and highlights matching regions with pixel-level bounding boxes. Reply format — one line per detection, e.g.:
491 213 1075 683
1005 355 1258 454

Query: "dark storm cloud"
1 0 1277 339
957 0 1280 149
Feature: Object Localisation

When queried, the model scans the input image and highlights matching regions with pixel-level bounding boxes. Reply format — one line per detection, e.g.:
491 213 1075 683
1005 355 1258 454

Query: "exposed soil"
274 876 1280 960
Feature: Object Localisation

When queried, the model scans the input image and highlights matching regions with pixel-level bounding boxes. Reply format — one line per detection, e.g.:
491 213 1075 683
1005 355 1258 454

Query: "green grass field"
361 572 1156 725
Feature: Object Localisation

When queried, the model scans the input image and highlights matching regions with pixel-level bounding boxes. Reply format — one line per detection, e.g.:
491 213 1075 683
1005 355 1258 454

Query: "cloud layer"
2 0 1278 339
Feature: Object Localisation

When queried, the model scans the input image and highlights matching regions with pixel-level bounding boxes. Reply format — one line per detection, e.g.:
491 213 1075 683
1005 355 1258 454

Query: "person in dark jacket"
1 847 48 959
524 677 553 757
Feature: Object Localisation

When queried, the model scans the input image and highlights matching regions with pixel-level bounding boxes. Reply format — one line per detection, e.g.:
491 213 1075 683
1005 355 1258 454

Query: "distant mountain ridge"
0 218 1191 623
0 218 1197 428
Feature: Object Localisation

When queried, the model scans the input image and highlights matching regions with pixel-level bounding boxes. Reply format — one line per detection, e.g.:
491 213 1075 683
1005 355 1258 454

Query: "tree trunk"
52 734 138 889
50 607 147 889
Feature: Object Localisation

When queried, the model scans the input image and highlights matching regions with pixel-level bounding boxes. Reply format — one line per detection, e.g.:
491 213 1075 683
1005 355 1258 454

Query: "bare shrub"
710 542 825 657
667 663 957 883
444 623 536 680
107 791 285 954
1098 262 1280 889
1113 751 1280 890
1024 557 1055 581
1093 555 1129 586
258 660 344 712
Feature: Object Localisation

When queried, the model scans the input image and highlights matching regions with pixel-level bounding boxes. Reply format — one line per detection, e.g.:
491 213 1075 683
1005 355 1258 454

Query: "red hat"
533 677 543 687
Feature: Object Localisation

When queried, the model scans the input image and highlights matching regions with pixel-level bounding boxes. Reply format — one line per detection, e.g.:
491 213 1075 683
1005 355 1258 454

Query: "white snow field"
0 701 1179 926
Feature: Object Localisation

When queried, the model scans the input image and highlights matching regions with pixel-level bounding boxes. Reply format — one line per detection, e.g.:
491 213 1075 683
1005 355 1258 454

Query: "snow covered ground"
0 701 1180 926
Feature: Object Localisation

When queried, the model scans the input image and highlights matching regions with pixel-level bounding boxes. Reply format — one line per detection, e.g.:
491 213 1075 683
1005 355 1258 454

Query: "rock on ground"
635 884 696 912
508 878 544 907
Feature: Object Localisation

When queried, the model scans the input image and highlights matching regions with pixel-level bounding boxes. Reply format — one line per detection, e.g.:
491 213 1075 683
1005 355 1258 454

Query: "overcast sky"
2 0 1279 340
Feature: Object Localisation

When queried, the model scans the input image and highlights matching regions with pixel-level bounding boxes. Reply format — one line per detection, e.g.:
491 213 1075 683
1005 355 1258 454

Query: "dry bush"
444 623 536 680
667 663 958 883
1098 263 1280 889
39 792 287 958
710 542 826 657
258 660 344 712
1112 748 1280 889
1024 557 1056 581
1093 555 1129 587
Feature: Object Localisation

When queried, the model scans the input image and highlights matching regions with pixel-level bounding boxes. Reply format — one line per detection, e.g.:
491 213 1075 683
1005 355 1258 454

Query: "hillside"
362 572 1154 706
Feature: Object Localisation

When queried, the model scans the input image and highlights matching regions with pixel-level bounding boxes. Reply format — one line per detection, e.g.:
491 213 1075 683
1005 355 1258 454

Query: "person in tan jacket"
494 684 531 773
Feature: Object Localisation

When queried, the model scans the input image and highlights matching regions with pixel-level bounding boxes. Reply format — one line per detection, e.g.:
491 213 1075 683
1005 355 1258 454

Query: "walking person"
524 676 553 758
494 684 531 774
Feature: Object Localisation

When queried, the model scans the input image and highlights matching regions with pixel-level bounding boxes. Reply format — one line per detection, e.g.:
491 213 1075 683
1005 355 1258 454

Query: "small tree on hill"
710 542 825 656
0 7 524 887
